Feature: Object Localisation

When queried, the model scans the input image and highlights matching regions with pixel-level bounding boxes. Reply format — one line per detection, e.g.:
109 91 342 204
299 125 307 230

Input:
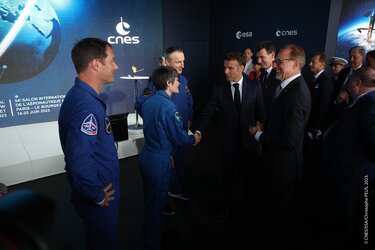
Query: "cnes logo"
108 17 140 45
275 29 298 37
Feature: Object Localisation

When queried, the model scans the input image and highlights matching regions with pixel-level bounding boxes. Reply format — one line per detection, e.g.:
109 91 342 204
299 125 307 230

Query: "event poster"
0 0 163 128
336 0 375 58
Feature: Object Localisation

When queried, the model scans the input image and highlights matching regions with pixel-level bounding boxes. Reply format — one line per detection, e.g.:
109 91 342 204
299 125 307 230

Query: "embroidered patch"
105 117 112 134
81 114 98 135
174 111 182 123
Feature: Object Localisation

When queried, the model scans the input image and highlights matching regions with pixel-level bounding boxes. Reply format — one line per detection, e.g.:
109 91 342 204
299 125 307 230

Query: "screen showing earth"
0 0 162 128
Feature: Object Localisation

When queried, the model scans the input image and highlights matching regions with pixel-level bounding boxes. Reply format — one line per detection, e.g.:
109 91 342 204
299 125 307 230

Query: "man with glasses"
249 44 311 249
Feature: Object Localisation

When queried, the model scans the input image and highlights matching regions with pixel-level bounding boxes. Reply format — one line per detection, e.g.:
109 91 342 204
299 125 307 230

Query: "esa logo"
235 31 253 39
108 17 140 45
275 29 298 37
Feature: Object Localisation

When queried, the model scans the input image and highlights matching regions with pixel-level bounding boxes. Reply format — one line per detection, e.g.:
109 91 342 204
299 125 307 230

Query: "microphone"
0 65 7 79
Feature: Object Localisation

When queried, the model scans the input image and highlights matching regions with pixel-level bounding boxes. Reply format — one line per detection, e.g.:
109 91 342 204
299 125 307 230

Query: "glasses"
273 58 295 65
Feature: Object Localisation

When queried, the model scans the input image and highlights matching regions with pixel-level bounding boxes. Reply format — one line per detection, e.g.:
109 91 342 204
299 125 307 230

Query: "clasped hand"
249 121 262 136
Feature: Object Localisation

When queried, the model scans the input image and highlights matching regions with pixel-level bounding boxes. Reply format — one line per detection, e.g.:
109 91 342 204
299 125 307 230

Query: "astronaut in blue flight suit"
139 66 200 250
58 38 120 250
135 46 193 200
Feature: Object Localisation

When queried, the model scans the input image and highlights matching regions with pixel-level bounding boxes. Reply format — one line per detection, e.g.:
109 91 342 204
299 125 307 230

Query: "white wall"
0 114 144 186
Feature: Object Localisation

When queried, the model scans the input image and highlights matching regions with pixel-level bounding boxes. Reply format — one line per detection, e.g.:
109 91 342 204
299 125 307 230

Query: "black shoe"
216 208 230 224
163 204 175 216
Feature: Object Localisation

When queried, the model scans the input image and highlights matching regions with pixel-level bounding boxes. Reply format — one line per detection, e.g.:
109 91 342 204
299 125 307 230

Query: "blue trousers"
169 145 187 194
139 149 171 250
73 181 120 250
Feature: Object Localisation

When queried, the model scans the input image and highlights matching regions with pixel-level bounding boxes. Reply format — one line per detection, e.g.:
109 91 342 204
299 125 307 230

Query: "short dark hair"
165 46 184 61
225 51 246 67
313 52 327 65
71 37 112 74
244 47 253 53
256 40 276 54
151 66 179 90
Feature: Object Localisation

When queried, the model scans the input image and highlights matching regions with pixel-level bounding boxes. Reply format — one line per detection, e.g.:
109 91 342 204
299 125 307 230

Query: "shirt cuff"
255 131 263 142
96 198 105 205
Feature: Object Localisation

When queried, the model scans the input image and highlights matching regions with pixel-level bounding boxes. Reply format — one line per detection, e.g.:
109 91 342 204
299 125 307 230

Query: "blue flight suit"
58 78 120 250
135 74 193 195
139 90 195 250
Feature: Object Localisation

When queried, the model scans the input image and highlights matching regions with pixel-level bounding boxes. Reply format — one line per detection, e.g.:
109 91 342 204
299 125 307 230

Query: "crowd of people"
52 37 374 250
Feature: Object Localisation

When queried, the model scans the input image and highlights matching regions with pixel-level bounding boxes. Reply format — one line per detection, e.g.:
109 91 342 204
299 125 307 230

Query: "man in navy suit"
304 52 333 189
322 66 375 248
256 40 281 115
249 44 311 248
196 51 265 223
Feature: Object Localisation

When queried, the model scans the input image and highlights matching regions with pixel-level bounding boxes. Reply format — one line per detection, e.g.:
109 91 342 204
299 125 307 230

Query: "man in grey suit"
249 44 311 249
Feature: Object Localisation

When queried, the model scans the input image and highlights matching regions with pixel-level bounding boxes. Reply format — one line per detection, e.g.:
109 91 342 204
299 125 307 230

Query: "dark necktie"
262 71 268 83
310 77 316 85
233 83 241 114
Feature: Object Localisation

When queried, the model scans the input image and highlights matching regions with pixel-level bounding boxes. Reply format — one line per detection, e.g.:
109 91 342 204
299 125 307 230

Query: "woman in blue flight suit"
139 66 199 250
135 47 193 199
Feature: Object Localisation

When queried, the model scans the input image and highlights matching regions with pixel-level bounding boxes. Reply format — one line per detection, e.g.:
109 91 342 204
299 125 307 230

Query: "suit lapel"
272 76 300 104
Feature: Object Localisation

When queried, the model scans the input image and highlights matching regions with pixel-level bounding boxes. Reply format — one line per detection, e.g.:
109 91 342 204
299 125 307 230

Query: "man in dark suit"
331 46 366 121
322 66 375 248
304 52 334 188
195 51 265 223
249 44 311 248
256 40 281 115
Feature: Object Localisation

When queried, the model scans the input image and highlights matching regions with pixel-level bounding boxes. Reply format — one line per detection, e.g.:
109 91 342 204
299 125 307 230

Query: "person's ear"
91 59 100 71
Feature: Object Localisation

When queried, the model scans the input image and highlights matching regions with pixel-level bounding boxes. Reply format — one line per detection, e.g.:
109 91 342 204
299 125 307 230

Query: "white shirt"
244 61 254 75
230 77 243 102
313 70 324 79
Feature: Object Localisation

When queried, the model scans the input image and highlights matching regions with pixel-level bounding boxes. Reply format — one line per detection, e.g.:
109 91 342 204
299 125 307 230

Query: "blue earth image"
0 0 61 83
336 27 374 59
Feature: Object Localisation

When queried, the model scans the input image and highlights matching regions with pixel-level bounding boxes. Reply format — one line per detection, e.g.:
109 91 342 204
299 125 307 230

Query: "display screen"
0 0 163 128
336 0 375 58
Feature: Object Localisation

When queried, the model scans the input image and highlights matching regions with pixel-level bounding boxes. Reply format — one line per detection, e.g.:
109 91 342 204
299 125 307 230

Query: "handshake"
249 121 263 136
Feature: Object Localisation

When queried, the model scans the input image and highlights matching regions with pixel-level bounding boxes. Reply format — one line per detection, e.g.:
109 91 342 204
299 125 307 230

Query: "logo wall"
108 17 140 44
275 29 298 37
235 31 253 39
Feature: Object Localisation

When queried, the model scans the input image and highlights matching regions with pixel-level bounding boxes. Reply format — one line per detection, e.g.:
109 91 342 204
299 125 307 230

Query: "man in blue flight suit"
139 66 200 250
135 46 194 202
58 38 120 250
